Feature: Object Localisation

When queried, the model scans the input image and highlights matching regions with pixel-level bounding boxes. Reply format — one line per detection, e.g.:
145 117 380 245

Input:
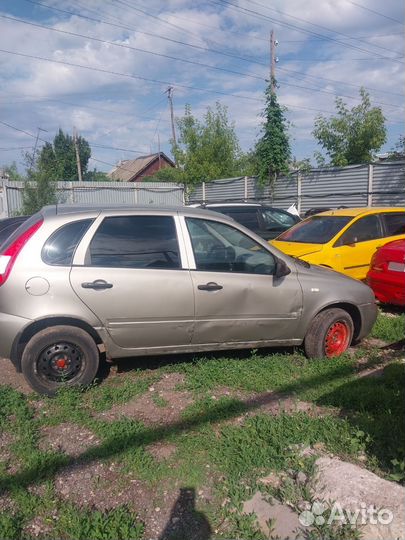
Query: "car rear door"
70 213 195 350
181 216 303 345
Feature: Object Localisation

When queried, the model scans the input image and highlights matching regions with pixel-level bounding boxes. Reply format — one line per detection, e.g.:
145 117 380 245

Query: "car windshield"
261 208 297 229
277 216 352 244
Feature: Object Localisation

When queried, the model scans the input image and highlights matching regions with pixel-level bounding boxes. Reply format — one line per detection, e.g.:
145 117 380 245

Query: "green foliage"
84 168 109 182
172 102 247 184
0 162 23 181
313 87 386 166
370 312 405 342
386 134 405 161
254 82 291 185
38 129 91 181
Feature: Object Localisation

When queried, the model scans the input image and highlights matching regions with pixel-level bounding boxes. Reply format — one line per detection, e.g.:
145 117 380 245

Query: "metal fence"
188 161 405 212
0 181 185 218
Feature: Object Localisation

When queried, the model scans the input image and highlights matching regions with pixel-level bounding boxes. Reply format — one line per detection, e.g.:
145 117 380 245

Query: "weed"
370 312 405 342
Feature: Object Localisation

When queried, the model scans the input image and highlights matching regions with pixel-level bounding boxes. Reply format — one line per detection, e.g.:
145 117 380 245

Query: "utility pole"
31 127 47 171
166 86 177 165
270 29 278 94
73 126 83 182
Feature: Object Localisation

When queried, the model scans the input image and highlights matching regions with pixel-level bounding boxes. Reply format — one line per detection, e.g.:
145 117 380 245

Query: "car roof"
40 204 234 220
314 207 405 217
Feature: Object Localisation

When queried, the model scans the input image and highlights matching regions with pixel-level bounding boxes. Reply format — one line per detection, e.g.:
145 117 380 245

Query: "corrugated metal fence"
188 161 405 212
0 181 185 218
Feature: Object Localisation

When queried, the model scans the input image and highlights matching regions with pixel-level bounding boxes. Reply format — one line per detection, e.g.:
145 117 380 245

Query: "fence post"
202 181 206 203
0 181 9 218
134 183 139 205
244 176 248 201
297 172 302 214
367 164 373 207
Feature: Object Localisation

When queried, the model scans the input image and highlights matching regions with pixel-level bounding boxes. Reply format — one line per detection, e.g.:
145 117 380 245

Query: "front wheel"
21 326 100 395
304 308 354 359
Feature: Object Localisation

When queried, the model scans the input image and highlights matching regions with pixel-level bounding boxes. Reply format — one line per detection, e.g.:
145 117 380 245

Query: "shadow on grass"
1 358 404 494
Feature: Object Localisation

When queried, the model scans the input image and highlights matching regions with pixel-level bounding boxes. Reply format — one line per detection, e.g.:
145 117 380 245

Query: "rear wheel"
21 326 100 395
304 308 354 359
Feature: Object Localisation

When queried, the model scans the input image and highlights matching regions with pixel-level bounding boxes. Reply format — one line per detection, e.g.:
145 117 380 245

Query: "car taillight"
370 252 384 272
0 219 43 287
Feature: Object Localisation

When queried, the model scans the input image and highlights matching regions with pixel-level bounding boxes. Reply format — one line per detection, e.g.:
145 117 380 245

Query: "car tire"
304 308 354 359
21 325 100 396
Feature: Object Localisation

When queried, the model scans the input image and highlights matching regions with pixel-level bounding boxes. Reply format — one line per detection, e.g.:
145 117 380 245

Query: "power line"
22 0 271 69
210 0 404 63
2 14 403 108
241 0 402 55
344 0 403 24
0 14 266 83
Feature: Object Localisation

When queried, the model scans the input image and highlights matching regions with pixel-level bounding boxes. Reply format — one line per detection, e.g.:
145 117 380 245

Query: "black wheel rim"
36 342 84 383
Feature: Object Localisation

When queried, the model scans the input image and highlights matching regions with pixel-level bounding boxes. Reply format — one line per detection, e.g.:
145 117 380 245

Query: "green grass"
0 313 404 539
370 311 405 342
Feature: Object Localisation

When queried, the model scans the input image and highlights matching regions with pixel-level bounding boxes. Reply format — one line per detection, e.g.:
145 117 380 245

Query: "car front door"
182 216 303 345
70 214 195 349
332 214 384 279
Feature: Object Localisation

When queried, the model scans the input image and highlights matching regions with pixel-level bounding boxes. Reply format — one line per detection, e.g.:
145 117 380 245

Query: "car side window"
42 219 94 266
337 215 382 245
88 216 180 269
220 209 260 230
186 217 276 275
382 213 405 236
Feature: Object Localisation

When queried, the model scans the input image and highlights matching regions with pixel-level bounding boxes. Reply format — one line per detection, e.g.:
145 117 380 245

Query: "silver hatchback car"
0 205 377 395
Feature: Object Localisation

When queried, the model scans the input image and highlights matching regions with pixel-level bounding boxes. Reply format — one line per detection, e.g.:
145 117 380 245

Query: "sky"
0 0 404 175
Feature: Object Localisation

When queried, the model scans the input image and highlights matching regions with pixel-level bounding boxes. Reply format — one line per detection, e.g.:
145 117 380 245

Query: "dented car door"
183 216 303 345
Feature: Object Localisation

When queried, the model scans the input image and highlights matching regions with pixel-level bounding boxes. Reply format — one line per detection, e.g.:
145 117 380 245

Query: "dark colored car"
197 203 300 240
366 239 405 306
0 216 29 247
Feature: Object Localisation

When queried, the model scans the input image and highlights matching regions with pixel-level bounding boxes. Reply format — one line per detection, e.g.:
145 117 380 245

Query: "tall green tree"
254 81 291 185
313 88 386 166
38 129 91 181
170 102 246 184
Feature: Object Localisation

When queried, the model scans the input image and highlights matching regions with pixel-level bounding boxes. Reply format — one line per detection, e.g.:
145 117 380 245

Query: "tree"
21 150 58 215
254 81 291 185
38 129 91 181
386 135 405 161
171 103 246 184
313 88 386 166
0 162 23 181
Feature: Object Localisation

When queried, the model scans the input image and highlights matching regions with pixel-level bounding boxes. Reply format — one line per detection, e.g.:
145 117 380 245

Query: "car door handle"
81 279 113 290
197 282 223 291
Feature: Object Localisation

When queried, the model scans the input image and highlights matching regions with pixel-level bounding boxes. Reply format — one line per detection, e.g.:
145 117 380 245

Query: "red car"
367 239 405 307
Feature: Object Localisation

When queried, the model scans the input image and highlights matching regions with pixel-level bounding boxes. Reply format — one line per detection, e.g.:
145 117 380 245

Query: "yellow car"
271 207 405 280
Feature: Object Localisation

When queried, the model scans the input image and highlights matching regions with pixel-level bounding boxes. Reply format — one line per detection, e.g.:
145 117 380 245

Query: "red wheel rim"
325 321 350 357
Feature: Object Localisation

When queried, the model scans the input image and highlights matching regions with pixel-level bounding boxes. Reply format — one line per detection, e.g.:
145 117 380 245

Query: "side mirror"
275 257 291 278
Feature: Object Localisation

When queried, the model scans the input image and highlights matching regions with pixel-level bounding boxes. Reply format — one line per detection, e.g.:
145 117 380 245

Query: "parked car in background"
193 203 300 240
366 239 405 307
271 207 405 280
0 216 29 247
0 204 376 395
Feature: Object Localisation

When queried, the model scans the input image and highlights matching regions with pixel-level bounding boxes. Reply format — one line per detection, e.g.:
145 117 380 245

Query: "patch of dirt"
0 357 32 394
53 459 208 539
54 460 148 511
97 373 194 425
23 515 55 538
0 493 17 513
0 431 14 462
39 423 100 458
146 441 177 461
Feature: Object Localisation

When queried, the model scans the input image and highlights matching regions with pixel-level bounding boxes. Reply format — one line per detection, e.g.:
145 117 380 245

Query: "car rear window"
42 219 94 266
0 218 28 247
278 216 352 244
0 213 41 252
88 215 180 269
382 213 405 236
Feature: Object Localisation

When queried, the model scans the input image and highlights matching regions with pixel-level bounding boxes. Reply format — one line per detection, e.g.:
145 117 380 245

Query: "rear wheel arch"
11 317 104 372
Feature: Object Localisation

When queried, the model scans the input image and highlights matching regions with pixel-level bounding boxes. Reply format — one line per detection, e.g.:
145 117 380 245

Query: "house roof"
108 152 175 182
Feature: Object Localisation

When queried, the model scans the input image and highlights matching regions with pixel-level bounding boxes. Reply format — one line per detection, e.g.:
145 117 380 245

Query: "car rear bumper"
357 302 378 341
0 312 31 362
367 274 405 306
